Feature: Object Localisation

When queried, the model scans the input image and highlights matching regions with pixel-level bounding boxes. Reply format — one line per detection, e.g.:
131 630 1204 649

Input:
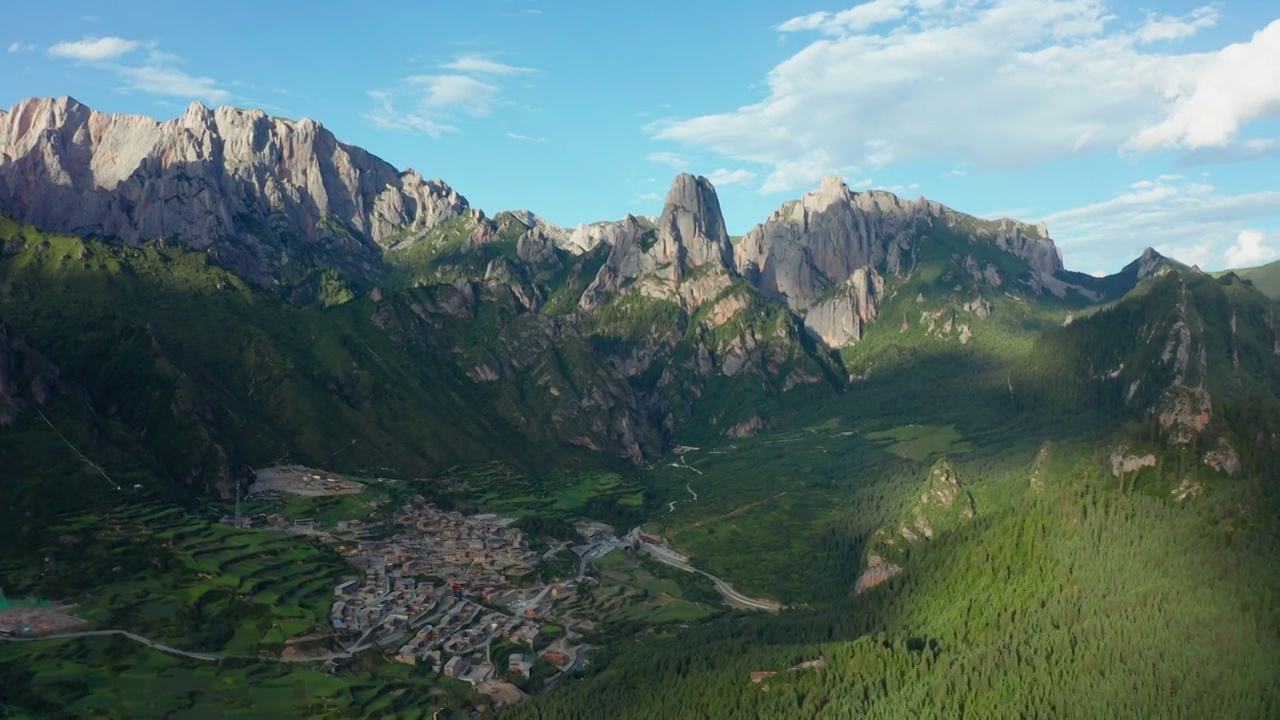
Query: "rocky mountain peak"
0 96 470 288
1137 247 1167 279
579 174 736 310
659 173 732 268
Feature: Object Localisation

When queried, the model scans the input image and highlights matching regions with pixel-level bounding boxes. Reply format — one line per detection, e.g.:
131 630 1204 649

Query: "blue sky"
2 0 1279 274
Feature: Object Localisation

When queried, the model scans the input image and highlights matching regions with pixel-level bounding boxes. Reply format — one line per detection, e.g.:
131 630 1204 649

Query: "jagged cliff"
0 96 468 287
580 173 736 312
734 176 1079 348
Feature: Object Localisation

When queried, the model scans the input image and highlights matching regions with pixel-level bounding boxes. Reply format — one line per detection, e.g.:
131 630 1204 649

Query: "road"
514 584 553 615
1 627 373 665
0 629 221 661
638 543 782 612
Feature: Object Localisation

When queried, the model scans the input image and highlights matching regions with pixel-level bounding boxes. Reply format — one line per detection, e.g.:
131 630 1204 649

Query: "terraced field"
0 634 470 718
0 496 348 656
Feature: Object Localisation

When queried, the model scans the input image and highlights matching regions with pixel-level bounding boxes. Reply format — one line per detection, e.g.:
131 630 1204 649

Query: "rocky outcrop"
1110 447 1157 477
855 459 975 595
992 220 1062 278
736 178 911 313
724 414 764 438
0 96 468 287
854 553 902 595
0 323 65 426
802 268 884 348
733 177 1082 348
1203 437 1242 475
580 174 735 311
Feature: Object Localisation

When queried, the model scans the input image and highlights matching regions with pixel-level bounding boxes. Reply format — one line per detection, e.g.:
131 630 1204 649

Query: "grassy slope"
504 267 1280 718
1215 259 1280 300
0 216 608 517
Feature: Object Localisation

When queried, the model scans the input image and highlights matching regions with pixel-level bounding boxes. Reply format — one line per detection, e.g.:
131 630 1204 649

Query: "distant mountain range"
1 96 1274 502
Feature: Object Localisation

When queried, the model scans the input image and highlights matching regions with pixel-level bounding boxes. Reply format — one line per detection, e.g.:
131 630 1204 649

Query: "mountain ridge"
0 96 1149 316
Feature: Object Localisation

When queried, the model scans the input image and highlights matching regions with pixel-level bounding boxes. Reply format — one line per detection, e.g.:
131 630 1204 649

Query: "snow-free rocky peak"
0 96 468 286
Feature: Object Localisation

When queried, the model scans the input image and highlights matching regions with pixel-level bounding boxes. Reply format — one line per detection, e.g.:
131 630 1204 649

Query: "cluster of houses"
326 497 591 683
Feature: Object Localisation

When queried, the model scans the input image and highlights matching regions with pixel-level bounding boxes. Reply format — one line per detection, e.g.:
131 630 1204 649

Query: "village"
222 465 773 692
321 496 619 685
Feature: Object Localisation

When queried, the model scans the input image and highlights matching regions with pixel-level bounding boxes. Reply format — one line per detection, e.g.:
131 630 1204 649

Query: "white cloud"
649 1 1280 194
646 151 689 168
439 54 536 76
1129 19 1280 151
365 90 457 137
704 168 756 186
1224 230 1279 268
1040 175 1280 271
44 36 232 103
632 192 662 204
507 132 546 142
1136 6 1219 44
406 75 499 117
778 0 913 35
7 42 36 53
48 36 141 61
368 54 536 137
116 65 230 103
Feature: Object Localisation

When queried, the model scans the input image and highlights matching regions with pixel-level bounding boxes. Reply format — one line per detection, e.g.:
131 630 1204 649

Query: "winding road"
636 538 782 612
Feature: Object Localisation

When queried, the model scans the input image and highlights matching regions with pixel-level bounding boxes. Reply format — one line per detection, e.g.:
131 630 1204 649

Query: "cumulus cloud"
632 192 662 204
649 1 1280 194
506 132 546 142
1040 176 1280 271
368 53 536 137
8 42 36 53
704 168 757 186
1128 20 1280 151
1224 230 1279 268
48 36 141 61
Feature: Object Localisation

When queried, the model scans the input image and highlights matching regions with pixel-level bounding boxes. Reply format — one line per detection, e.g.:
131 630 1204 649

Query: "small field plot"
574 551 721 629
865 424 973 461
431 463 655 532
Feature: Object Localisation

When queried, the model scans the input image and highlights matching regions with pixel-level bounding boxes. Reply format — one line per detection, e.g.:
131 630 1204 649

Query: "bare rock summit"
0 96 468 287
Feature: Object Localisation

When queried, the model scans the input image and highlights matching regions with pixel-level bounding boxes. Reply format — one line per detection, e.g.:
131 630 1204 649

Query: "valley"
0 95 1277 718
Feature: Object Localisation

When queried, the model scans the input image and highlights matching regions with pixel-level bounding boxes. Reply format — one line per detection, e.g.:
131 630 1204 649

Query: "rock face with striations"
580 173 735 311
736 176 1079 348
0 96 468 287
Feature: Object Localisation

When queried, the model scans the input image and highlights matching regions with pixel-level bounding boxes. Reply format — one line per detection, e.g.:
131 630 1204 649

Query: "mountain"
2 98 1277 719
1215 259 1280 300
0 96 467 296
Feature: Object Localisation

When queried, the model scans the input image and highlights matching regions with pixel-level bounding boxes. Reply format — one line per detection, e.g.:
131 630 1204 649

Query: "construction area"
0 606 87 637
250 466 366 496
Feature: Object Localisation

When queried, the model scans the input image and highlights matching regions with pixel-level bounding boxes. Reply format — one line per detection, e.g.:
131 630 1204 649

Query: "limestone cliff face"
735 176 1077 347
580 174 735 311
803 267 885 348
0 97 468 286
736 178 915 311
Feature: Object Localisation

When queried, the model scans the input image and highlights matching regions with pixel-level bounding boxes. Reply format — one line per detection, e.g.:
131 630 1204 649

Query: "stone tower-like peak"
660 173 731 267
